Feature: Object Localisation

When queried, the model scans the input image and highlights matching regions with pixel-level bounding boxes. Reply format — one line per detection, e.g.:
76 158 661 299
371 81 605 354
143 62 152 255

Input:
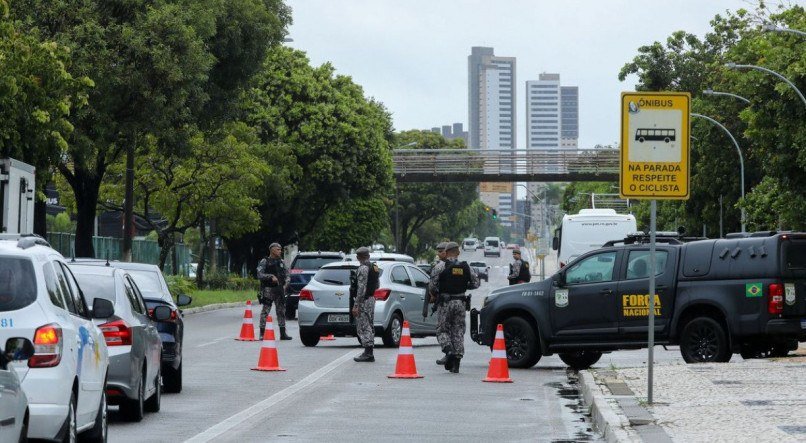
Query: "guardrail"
392 148 620 182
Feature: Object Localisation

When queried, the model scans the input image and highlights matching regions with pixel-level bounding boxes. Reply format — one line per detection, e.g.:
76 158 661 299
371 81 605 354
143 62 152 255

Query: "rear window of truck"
784 239 806 270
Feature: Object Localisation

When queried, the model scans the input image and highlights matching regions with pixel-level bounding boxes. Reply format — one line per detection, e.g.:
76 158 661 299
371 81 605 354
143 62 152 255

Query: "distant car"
469 261 489 282
0 235 112 442
0 337 34 443
462 238 479 251
483 237 501 257
298 261 437 347
288 252 346 319
68 264 170 422
73 259 192 393
343 252 415 263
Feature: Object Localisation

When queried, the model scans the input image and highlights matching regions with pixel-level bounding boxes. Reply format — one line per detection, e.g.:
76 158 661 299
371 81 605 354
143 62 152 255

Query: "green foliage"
46 213 75 234
305 197 389 252
200 271 258 291
165 275 196 297
561 182 617 214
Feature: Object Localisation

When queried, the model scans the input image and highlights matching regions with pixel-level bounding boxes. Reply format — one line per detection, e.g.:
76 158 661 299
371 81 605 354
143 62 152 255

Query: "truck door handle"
656 285 667 292
600 289 612 295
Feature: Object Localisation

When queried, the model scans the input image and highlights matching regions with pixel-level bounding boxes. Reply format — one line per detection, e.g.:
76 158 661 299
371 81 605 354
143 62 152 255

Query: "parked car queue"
0 234 191 442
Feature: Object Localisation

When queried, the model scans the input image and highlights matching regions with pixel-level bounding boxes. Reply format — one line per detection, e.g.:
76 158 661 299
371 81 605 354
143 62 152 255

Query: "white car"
0 337 34 442
0 235 112 442
483 237 501 257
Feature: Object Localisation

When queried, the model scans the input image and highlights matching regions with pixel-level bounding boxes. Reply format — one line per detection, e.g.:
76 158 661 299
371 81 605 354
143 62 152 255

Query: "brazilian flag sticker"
746 282 763 298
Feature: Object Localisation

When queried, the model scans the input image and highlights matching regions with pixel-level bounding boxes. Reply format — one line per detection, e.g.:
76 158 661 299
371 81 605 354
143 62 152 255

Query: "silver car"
68 264 169 422
298 261 437 347
0 338 34 442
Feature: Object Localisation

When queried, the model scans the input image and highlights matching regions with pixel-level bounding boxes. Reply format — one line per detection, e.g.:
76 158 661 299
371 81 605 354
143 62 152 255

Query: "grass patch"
185 290 257 308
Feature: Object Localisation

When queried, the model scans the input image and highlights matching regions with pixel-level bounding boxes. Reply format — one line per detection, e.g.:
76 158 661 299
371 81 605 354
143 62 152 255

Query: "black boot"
354 347 375 362
436 354 448 366
259 328 265 340
443 353 455 371
450 357 461 374
279 326 292 340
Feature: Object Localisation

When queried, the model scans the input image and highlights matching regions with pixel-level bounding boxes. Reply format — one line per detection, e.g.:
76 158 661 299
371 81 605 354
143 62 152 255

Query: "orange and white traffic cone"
251 315 286 372
321 334 335 341
388 321 423 379
235 300 257 341
483 324 513 383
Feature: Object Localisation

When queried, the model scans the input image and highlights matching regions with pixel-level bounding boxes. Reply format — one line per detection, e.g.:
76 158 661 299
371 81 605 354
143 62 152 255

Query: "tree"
11 0 291 256
227 46 394 272
0 10 91 235
305 197 390 252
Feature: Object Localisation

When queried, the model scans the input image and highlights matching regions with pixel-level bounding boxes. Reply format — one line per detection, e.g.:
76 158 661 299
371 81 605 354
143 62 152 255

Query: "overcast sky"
285 0 767 149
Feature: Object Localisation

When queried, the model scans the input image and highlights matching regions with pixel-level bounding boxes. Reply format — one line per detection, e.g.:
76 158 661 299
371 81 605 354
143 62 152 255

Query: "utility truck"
0 158 35 235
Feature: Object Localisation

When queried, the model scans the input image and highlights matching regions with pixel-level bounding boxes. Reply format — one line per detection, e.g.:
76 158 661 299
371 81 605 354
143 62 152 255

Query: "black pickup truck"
470 232 806 370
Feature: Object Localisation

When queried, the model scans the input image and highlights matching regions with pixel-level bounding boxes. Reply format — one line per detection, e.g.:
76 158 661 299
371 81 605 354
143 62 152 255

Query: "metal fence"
47 232 193 275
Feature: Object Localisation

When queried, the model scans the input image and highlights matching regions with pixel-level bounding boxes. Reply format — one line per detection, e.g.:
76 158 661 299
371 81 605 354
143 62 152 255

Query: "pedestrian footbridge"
392 148 619 183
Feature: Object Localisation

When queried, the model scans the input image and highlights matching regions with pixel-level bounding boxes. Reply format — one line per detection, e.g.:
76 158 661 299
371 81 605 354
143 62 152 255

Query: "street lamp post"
394 141 417 252
702 89 751 104
691 113 746 233
762 24 806 37
725 62 806 108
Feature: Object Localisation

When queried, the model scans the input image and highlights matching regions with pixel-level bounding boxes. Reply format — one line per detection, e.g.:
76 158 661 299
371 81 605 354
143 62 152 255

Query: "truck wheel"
501 316 541 368
680 317 731 363
300 328 320 347
559 351 603 370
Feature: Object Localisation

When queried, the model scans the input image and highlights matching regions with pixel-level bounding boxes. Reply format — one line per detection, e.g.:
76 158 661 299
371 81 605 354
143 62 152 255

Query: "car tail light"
290 269 304 274
299 289 314 301
99 319 133 346
29 323 63 368
768 283 784 315
373 288 391 301
148 308 178 321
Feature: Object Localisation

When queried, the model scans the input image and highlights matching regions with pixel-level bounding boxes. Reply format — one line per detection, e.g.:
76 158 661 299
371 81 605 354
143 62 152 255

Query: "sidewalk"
580 344 806 442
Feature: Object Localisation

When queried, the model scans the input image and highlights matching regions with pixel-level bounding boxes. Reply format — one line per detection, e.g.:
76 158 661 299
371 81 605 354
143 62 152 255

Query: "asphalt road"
109 247 684 442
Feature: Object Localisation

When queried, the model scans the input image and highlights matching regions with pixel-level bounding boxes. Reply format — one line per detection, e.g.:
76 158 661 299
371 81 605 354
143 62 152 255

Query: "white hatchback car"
0 235 112 442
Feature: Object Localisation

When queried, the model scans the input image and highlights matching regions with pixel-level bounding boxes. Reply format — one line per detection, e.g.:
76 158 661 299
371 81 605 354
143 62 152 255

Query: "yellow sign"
622 294 662 317
480 182 513 193
620 92 690 200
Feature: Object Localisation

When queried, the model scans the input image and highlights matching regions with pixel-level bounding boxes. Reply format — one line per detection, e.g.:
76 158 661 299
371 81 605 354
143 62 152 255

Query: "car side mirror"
552 273 565 287
552 237 559 251
177 294 192 307
91 298 115 319
4 337 34 361
152 305 172 321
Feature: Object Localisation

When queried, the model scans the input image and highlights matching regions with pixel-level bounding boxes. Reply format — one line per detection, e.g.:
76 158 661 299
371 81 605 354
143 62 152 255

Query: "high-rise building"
430 123 469 145
561 86 579 148
468 47 516 227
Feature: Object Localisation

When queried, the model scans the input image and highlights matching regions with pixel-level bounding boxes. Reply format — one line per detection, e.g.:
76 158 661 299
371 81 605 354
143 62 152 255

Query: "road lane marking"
184 350 355 443
196 337 228 348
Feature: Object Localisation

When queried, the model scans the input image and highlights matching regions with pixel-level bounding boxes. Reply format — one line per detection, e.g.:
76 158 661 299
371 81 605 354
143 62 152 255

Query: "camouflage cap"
355 246 371 257
444 241 460 251
435 242 447 251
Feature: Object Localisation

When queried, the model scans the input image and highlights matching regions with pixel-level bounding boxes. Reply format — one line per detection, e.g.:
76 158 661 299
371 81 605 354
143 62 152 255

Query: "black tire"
771 344 791 358
163 363 182 394
63 393 77 443
382 312 403 347
144 369 161 413
18 411 27 443
679 317 731 363
120 375 145 422
559 351 603 370
81 390 107 443
638 137 645 143
300 328 320 347
501 316 541 368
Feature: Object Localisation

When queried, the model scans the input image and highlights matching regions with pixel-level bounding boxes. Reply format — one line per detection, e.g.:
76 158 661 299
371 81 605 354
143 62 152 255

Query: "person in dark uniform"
257 243 292 340
428 242 479 373
424 242 451 366
507 249 531 285
351 247 380 362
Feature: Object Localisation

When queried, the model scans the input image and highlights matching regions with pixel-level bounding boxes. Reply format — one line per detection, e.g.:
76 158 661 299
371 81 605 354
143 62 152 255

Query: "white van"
483 237 501 257
552 209 637 268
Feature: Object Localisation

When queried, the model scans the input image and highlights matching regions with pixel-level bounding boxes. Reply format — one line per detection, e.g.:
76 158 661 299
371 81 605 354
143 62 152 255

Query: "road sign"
620 92 691 200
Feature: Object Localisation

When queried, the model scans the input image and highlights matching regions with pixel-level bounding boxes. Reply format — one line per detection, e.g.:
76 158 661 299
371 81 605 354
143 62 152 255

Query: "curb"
578 370 638 443
183 300 257 315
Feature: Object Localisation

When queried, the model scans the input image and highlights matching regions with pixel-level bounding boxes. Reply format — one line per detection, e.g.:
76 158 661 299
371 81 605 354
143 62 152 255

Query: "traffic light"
492 209 498 219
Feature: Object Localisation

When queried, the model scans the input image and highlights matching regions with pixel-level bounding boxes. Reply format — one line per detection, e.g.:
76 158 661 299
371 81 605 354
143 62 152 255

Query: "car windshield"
72 273 116 304
486 240 499 247
293 257 343 270
314 267 384 285
464 241 474 245
126 270 164 293
0 256 37 312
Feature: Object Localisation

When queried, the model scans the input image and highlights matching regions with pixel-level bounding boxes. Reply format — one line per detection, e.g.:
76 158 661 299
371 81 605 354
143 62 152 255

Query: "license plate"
801 319 806 330
328 314 350 323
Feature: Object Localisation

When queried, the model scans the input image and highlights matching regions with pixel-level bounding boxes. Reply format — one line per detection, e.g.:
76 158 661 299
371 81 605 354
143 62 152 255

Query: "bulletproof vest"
518 260 531 282
263 257 287 286
438 261 471 294
350 262 380 299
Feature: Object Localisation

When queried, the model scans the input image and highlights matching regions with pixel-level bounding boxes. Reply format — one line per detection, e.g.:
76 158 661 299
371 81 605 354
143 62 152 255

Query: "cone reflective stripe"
483 324 513 383
388 321 423 379
321 334 335 341
235 300 257 341
252 316 286 371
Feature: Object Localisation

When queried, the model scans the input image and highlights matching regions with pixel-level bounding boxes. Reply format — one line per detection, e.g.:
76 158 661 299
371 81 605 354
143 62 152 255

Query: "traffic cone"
251 315 286 372
321 334 335 341
483 324 513 383
388 321 423 379
235 300 257 341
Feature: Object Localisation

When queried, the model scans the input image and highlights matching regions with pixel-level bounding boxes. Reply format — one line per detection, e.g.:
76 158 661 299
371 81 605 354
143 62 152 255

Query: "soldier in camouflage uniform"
507 248 531 285
426 242 450 366
428 241 479 373
257 243 292 340
352 247 379 362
